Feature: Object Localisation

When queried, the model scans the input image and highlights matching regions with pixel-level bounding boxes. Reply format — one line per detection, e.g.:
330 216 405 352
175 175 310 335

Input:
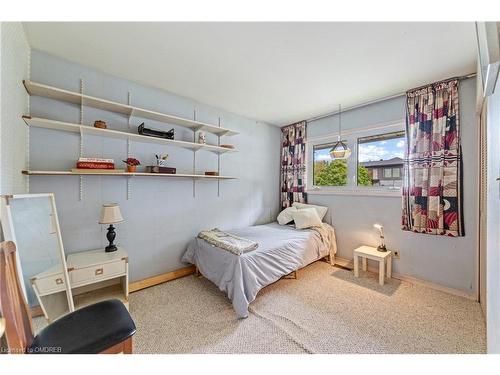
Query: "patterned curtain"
402 79 464 237
281 121 307 208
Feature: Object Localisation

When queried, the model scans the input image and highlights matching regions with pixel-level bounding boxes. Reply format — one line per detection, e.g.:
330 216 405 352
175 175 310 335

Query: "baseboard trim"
334 256 476 301
129 265 196 293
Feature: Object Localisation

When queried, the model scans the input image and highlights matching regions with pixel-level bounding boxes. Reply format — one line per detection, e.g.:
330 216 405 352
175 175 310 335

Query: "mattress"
182 222 337 318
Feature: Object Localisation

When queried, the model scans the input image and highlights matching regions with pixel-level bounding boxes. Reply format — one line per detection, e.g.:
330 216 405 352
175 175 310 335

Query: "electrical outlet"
393 251 400 259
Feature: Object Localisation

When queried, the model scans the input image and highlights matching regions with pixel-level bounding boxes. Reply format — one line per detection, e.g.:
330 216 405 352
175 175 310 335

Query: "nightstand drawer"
69 260 126 287
32 273 66 296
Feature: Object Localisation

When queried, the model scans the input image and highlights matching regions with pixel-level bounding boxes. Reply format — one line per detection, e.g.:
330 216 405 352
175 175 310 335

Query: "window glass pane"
357 131 405 188
313 143 348 186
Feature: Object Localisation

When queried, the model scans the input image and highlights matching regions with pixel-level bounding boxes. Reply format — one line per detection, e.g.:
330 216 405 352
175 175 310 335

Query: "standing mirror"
0 193 74 322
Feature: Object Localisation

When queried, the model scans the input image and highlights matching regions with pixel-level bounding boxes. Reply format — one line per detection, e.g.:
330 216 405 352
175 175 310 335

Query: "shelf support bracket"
218 117 221 197
127 91 132 200
192 109 197 198
79 78 84 201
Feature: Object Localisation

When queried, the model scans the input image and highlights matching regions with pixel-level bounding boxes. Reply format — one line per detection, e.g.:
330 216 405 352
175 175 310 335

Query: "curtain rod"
305 72 476 124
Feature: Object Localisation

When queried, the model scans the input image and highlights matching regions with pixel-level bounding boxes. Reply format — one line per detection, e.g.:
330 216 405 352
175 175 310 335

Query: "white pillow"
277 206 297 225
292 208 323 229
292 202 328 221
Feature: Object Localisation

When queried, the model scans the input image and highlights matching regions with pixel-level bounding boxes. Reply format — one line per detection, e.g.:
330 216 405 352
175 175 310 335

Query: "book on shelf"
76 162 115 169
71 169 125 174
78 157 114 163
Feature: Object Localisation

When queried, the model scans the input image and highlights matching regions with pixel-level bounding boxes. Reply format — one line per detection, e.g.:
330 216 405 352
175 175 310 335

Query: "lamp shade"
329 104 352 160
99 203 124 224
329 141 352 160
373 223 384 236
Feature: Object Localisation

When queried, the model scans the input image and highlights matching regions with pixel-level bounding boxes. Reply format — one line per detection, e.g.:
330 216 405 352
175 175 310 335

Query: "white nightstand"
353 245 392 286
31 247 129 322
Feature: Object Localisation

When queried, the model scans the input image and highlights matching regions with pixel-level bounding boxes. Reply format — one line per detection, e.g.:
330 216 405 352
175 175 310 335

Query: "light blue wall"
307 78 478 294
28 50 281 283
0 22 29 195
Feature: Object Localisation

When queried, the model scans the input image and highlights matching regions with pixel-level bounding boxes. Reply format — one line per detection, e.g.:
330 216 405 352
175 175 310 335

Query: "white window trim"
306 119 405 198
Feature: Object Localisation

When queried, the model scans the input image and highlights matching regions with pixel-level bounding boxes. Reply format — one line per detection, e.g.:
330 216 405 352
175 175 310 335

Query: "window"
308 124 405 195
357 131 405 188
313 142 347 186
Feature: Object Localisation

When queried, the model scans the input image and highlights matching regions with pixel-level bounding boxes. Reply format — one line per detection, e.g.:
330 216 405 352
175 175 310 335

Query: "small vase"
127 165 137 173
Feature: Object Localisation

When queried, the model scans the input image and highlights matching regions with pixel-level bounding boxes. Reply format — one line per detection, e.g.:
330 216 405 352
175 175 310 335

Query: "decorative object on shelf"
373 224 387 252
198 131 206 144
138 122 174 140
329 104 352 160
76 157 115 170
93 120 107 129
220 144 235 149
155 154 169 167
145 166 176 174
205 171 219 176
76 162 114 169
123 158 140 173
99 203 124 253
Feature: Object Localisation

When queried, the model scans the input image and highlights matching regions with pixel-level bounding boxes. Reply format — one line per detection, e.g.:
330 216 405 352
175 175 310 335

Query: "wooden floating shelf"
23 116 237 155
23 80 238 137
22 170 236 180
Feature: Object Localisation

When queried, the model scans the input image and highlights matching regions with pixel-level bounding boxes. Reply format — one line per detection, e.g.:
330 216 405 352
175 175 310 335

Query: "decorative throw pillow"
277 206 297 225
292 202 328 221
292 208 323 229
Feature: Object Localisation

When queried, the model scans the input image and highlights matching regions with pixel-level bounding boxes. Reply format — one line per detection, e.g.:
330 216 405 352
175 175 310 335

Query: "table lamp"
99 203 124 252
373 224 387 252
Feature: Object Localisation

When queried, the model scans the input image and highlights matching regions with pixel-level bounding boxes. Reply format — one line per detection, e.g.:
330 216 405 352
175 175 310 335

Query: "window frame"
306 120 405 197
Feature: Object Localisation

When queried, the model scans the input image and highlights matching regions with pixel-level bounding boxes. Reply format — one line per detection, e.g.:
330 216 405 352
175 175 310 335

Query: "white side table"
353 245 392 286
31 247 129 322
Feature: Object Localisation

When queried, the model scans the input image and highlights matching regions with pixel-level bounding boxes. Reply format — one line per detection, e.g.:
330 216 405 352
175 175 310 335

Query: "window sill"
306 187 401 198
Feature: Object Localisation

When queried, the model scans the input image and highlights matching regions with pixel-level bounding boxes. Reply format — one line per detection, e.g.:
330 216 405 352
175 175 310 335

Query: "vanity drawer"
32 273 66 296
69 260 126 287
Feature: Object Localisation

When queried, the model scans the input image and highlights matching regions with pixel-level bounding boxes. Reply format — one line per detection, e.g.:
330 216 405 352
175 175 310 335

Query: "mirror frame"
0 193 74 316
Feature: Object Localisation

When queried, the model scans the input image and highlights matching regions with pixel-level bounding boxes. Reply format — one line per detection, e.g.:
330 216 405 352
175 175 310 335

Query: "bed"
181 222 337 318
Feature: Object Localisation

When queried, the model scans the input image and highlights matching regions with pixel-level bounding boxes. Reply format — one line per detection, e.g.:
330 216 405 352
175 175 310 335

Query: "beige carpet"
33 261 486 353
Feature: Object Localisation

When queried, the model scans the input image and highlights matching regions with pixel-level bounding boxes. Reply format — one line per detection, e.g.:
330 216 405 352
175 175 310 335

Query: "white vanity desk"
31 248 129 322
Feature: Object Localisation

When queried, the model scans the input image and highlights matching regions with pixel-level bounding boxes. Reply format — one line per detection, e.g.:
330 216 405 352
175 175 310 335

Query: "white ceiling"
23 22 477 126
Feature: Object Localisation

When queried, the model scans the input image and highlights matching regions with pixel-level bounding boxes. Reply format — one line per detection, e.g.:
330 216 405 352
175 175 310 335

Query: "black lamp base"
105 224 118 252
105 244 118 253
377 244 387 252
